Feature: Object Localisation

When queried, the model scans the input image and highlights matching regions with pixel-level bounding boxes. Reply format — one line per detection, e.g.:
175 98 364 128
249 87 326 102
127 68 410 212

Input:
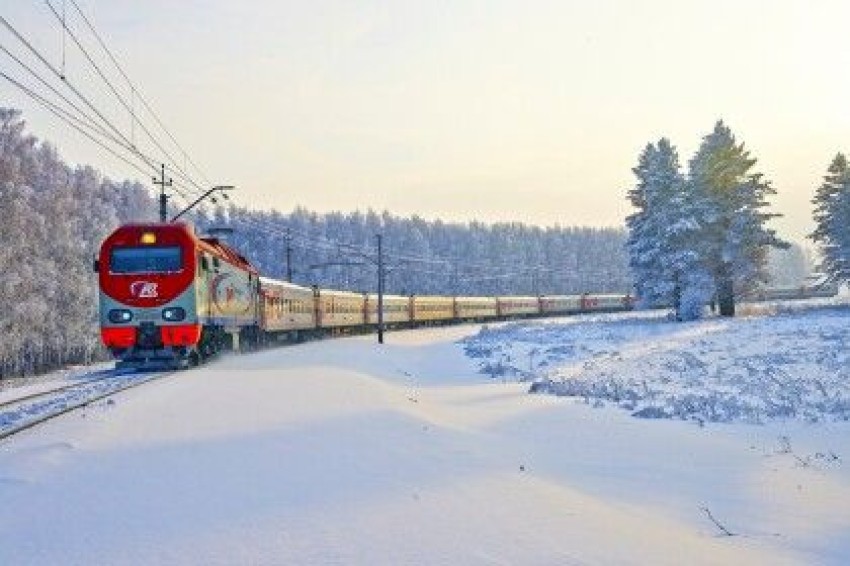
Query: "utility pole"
376 233 384 345
153 163 172 222
452 260 459 295
285 228 293 282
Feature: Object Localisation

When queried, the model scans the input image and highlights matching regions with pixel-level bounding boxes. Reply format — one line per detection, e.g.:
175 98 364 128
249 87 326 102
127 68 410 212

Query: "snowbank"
463 303 850 424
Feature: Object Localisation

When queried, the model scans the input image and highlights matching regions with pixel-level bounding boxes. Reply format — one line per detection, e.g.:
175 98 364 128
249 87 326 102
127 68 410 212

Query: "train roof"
365 293 410 301
197 236 255 274
108 222 257 274
316 288 367 299
259 276 313 293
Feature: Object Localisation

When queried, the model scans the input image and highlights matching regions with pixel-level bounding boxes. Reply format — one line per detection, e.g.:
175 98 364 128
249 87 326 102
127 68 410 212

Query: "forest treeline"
1 108 633 378
0 109 156 378
192 207 632 297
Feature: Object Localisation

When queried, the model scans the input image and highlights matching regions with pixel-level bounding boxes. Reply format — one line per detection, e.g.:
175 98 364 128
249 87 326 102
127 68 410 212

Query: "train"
95 222 635 369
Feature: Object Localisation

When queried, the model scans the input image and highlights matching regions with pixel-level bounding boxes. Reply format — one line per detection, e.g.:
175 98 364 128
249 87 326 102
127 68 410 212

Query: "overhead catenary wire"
209 212 501 270
216 207 576 272
0 42 129 153
42 0 207 197
0 47 197 198
0 69 162 183
5 4 570 278
2 11 587 292
0 14 142 164
198 211 572 284
43 0 203 194
0 68 197 200
184 208 609 297
1 12 203 203
0 17 190 199
65 0 212 187
212 208 623 293
0 42 179 184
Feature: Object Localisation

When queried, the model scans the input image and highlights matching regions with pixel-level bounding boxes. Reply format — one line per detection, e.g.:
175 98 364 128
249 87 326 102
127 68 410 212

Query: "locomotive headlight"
162 307 186 322
108 309 133 323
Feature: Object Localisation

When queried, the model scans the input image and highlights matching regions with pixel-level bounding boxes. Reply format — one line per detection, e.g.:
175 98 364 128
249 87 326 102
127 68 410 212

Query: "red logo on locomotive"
130 281 159 298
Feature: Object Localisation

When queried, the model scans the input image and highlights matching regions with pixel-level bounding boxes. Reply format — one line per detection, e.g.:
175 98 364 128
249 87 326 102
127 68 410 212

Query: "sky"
3 0 850 244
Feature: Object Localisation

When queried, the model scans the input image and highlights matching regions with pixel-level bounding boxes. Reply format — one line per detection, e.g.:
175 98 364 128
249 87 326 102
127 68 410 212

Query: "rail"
0 369 176 441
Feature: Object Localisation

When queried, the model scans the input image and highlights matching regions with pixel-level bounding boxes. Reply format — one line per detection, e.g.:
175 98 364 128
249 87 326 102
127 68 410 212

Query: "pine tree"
687 121 785 317
626 138 687 309
810 153 850 281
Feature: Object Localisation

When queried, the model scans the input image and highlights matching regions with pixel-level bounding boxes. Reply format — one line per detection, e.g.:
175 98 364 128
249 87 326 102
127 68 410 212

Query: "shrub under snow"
461 303 850 424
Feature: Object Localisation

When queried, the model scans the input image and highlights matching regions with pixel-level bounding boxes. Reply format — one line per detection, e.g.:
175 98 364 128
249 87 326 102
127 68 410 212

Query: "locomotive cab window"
110 246 182 274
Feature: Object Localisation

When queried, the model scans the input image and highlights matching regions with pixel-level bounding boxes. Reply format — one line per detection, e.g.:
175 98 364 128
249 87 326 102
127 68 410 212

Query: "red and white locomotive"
97 222 260 368
97 222 635 369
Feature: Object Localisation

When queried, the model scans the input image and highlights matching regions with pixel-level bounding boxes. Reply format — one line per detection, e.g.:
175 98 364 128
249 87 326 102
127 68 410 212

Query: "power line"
0 42 153 171
0 14 134 157
66 0 212 187
0 68 196 201
0 44 200 199
2 41 116 142
194 211 569 282
0 69 156 181
0 14 191 198
199 211 599 294
1 13 200 201
42 0 206 197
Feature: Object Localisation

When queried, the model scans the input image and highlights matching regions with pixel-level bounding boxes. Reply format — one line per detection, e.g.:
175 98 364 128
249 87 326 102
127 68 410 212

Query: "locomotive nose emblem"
130 281 159 298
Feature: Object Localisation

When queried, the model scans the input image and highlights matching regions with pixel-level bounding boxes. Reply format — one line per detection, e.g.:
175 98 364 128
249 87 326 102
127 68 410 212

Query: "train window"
110 246 182 274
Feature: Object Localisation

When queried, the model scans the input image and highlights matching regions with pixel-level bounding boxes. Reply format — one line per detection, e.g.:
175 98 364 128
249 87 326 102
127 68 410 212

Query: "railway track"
0 369 176 441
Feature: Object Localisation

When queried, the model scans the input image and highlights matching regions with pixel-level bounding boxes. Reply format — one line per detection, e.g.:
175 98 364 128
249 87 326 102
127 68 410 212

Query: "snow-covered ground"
464 300 850 424
1 304 849 565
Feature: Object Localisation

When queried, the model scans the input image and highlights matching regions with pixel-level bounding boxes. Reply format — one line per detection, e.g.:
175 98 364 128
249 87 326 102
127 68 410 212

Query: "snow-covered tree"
626 138 715 320
626 138 687 309
810 153 850 281
686 121 785 317
190 204 632 297
0 108 146 377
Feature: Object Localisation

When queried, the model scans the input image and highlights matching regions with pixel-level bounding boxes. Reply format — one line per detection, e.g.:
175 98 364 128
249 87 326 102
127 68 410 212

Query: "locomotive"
96 222 635 369
96 222 261 368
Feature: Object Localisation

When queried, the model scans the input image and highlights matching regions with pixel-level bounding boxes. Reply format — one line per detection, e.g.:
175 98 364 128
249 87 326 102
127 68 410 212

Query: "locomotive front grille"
137 322 163 348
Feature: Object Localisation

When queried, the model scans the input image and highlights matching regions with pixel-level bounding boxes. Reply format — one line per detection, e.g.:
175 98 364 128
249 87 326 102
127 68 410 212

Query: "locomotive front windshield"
110 246 183 274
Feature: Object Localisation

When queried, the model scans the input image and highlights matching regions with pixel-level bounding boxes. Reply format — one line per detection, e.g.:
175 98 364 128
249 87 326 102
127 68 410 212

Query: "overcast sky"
3 0 849 243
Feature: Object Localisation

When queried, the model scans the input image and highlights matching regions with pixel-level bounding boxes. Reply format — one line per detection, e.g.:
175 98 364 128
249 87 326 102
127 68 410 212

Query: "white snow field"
1 303 849 565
